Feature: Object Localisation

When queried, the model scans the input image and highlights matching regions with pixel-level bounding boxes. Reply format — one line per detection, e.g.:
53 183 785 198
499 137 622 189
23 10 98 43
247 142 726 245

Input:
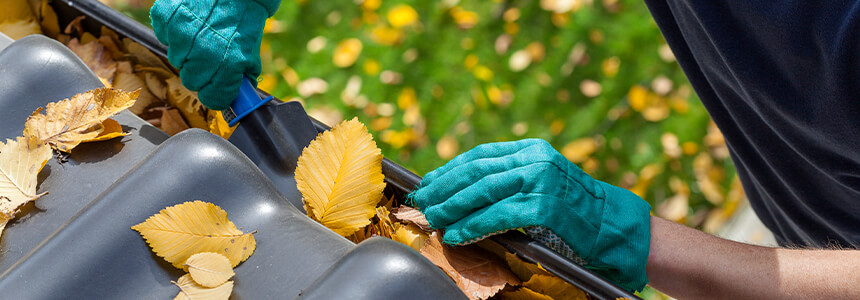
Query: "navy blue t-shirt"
644 1 860 248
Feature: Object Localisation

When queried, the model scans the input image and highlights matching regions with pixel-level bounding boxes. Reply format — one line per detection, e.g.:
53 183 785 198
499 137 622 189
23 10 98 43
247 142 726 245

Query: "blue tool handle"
222 76 273 127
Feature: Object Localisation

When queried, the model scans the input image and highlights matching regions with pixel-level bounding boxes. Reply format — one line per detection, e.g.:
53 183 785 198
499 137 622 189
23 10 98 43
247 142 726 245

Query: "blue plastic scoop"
222 76 273 127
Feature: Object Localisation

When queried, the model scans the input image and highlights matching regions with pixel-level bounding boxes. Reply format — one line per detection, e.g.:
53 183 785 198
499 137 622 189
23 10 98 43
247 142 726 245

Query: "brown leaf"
23 88 138 152
420 232 520 300
66 38 117 86
152 107 190 136
391 205 432 232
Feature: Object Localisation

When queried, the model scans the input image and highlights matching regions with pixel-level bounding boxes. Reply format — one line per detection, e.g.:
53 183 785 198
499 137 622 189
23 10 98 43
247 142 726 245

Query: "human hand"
409 139 651 292
150 0 280 110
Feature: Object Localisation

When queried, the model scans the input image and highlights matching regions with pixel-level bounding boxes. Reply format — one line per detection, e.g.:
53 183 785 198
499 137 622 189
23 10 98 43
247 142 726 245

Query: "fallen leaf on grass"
23 88 138 152
420 232 520 300
185 252 235 288
0 136 52 219
173 273 233 300
295 118 386 236
131 200 256 269
391 205 432 231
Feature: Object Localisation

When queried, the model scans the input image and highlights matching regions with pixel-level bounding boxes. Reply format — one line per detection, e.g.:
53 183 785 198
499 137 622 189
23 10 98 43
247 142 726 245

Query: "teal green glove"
408 139 651 292
150 0 280 110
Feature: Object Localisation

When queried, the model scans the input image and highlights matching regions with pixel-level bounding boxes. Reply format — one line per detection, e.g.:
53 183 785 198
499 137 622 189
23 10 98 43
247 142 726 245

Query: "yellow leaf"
420 232 520 300
0 136 52 218
391 205 432 232
523 274 587 300
0 0 41 40
165 76 208 129
504 252 550 282
333 38 362 68
113 72 158 115
500 287 553 300
66 38 117 86
207 111 237 140
184 252 235 288
23 88 138 152
387 4 418 28
38 0 60 38
561 138 597 163
374 206 396 238
173 274 233 300
391 223 428 251
131 200 256 269
83 118 127 142
295 118 386 236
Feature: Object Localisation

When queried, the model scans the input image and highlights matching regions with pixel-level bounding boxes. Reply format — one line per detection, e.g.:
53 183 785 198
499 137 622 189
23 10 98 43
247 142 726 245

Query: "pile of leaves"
132 200 257 300
294 118 587 300
1 0 235 140
0 88 138 239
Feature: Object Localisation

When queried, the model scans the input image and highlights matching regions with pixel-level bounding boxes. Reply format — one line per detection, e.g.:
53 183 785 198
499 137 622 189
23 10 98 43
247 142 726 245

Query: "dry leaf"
66 38 117 86
504 252 550 282
144 72 168 100
295 118 386 236
173 274 233 300
420 232 520 300
131 200 256 269
154 107 190 136
184 252 235 288
125 40 171 71
207 111 236 140
83 119 127 142
0 0 41 40
165 76 208 129
23 88 138 152
113 71 157 115
522 274 587 300
391 205 432 232
0 136 52 218
374 206 396 238
499 287 553 300
391 223 428 251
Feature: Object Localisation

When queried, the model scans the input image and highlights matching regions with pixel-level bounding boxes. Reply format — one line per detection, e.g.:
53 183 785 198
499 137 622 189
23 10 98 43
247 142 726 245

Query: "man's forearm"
646 216 860 299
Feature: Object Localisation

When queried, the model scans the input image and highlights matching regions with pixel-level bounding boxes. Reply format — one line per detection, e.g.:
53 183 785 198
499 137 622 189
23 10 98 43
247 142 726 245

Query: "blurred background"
2 0 779 298
101 0 758 240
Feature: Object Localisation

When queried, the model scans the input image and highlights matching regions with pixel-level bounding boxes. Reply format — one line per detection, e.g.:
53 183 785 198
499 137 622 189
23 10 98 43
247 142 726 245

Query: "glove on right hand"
150 0 280 110
409 139 652 292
